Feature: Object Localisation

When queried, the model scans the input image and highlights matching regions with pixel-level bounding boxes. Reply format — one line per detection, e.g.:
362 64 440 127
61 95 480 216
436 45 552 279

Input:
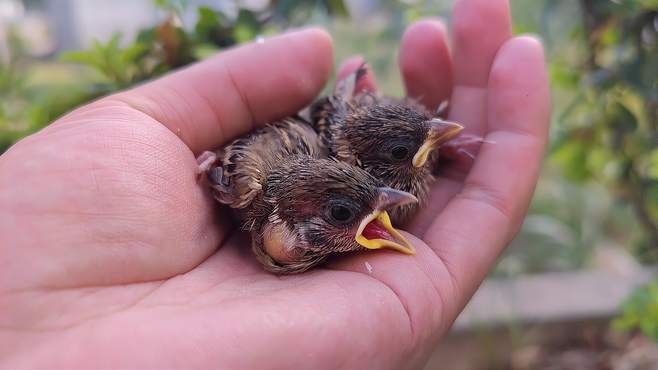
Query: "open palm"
0 0 549 368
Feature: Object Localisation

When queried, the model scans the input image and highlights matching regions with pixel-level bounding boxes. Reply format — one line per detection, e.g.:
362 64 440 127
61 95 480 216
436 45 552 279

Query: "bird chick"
196 118 418 274
310 65 464 224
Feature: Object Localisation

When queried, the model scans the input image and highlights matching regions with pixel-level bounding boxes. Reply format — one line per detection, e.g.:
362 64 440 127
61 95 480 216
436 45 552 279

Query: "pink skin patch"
362 219 397 242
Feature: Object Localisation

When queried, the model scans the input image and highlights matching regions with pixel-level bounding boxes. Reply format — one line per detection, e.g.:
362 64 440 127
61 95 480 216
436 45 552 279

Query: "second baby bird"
311 65 465 224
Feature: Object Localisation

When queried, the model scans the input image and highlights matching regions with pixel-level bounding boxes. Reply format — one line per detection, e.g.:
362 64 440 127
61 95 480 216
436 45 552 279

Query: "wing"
210 118 323 210
309 64 370 154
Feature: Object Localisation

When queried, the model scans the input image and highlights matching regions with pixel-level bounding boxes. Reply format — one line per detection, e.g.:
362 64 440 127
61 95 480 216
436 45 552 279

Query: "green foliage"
0 0 348 154
61 34 151 88
614 280 658 342
0 29 42 152
154 0 189 15
549 0 658 255
54 0 350 86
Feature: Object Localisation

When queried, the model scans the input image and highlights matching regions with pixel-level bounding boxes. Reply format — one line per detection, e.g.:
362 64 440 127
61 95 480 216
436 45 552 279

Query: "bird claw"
208 166 230 187
196 151 232 201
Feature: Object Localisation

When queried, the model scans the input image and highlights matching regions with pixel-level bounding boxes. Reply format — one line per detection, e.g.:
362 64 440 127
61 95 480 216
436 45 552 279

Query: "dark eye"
329 204 354 223
391 145 410 161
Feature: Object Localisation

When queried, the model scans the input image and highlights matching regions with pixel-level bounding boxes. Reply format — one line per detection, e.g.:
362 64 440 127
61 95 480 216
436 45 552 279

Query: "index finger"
106 28 334 153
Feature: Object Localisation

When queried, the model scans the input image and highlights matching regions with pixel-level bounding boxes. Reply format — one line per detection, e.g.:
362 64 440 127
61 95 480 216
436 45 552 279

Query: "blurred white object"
0 0 23 62
0 0 24 20
16 11 55 57
61 0 157 50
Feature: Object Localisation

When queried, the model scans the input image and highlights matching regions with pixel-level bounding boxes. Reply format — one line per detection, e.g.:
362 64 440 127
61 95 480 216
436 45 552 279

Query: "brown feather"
311 84 438 224
200 117 389 274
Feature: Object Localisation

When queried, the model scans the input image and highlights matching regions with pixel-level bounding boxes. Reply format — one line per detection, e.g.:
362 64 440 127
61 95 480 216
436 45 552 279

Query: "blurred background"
0 0 656 368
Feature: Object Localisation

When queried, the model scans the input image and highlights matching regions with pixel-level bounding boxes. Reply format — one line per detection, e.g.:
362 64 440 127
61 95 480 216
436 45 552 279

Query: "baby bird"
310 65 464 224
196 118 418 274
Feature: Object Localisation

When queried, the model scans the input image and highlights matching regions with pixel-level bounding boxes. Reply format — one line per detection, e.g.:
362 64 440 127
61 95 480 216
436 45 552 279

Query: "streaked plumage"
197 118 417 274
310 65 464 224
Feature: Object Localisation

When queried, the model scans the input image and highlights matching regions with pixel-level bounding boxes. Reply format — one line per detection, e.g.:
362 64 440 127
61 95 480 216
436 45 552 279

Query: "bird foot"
196 151 217 177
208 165 237 205
195 152 236 205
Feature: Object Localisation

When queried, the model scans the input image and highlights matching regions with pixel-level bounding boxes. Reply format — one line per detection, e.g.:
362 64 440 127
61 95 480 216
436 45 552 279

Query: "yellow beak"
354 187 418 255
412 119 464 168
355 210 416 255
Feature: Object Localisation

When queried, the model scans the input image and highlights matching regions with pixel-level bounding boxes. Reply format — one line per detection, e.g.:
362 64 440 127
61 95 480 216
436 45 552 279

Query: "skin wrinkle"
89 166 102 194
131 282 358 368
166 263 331 309
328 253 451 364
41 111 192 192
4 233 240 297
106 93 201 151
313 271 414 369
0 250 302 342
328 267 415 341
146 82 217 150
107 133 181 165
1 123 203 291
152 270 287 309
213 300 345 368
1 280 166 332
457 180 513 225
4 191 204 291
56 116 213 263
360 273 416 364
190 78 231 152
407 243 456 335
132 85 198 143
424 230 467 319
223 61 258 130
329 280 393 370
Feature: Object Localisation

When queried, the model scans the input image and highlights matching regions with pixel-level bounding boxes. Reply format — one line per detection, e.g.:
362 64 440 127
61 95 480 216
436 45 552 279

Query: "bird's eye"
391 145 410 161
329 204 354 224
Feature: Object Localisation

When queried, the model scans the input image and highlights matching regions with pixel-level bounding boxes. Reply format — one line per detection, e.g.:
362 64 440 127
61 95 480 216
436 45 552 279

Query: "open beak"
355 188 418 255
412 119 464 168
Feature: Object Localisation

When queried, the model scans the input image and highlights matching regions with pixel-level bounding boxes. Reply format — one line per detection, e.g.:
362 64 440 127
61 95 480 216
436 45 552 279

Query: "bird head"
338 103 464 177
256 158 418 273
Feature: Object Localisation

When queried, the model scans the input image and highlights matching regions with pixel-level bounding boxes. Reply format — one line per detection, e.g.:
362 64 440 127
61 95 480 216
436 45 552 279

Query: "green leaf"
324 0 350 17
195 6 221 40
121 43 148 64
154 0 188 14
600 25 621 47
233 10 261 43
638 0 658 9
60 50 100 66
550 62 580 88
646 150 658 180
192 43 219 60
615 281 658 342
608 101 638 134
551 138 592 182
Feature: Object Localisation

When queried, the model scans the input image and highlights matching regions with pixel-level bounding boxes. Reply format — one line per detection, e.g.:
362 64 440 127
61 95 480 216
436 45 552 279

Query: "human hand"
0 0 549 368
